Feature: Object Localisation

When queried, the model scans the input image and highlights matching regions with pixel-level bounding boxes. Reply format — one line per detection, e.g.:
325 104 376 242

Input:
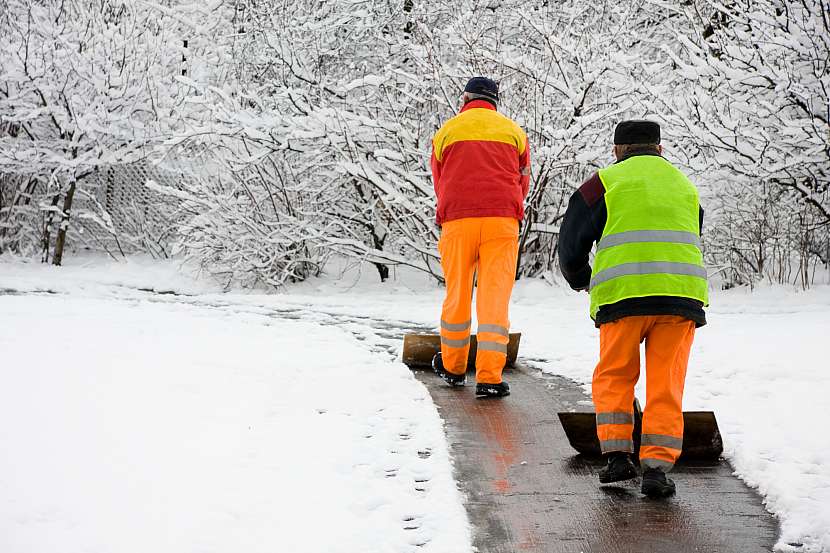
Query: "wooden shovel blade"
401 333 521 369
557 410 723 461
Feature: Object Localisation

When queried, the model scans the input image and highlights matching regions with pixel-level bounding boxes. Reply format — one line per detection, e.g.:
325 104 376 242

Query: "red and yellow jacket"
431 100 530 225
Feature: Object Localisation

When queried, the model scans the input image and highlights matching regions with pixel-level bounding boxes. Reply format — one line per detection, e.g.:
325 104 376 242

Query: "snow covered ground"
1 254 829 552
0 257 470 553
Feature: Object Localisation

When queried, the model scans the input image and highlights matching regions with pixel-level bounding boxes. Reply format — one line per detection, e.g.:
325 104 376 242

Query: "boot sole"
598 466 638 484
475 390 510 398
475 385 510 398
438 373 466 387
641 482 676 498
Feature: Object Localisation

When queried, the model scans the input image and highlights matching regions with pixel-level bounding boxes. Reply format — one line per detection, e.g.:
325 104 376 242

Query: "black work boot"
598 452 638 484
475 381 510 398
641 468 676 498
431 352 466 387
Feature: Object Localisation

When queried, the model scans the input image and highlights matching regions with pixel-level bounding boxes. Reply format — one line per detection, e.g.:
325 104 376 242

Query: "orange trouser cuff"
439 319 471 375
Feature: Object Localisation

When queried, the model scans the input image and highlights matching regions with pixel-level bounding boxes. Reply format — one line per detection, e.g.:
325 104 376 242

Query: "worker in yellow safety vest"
558 120 708 497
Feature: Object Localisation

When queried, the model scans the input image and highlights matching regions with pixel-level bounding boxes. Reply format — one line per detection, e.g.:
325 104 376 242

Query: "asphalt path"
415 363 778 553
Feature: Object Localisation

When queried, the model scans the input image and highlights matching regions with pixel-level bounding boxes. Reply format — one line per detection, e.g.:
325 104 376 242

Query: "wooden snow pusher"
401 333 522 369
558 399 723 461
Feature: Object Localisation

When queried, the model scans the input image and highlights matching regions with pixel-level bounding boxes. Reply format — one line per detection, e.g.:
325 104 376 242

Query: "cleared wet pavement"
415 363 778 553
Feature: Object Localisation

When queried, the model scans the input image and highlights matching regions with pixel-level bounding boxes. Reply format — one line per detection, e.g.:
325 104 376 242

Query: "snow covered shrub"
0 0 179 263
705 181 829 287
0 0 235 264
3 0 828 288
647 0 830 286
149 125 330 289
221 0 447 282
167 181 325 289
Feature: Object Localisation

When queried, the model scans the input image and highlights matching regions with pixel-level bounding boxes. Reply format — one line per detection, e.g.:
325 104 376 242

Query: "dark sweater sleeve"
558 173 605 290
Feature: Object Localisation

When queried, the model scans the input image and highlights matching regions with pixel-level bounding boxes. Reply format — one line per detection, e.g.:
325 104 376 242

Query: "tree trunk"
403 0 414 34
52 179 77 266
371 222 389 282
374 262 389 282
40 193 61 263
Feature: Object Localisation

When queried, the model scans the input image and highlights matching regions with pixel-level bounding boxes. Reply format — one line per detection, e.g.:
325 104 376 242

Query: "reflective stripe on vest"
596 230 701 252
590 261 708 289
590 156 708 319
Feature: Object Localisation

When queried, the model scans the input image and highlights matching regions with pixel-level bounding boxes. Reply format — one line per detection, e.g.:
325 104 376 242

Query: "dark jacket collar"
461 99 497 113
616 149 662 163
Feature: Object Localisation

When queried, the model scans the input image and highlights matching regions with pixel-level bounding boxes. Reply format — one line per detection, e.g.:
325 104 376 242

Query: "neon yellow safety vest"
589 155 709 319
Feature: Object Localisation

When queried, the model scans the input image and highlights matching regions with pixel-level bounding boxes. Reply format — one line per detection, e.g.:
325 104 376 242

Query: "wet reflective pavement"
415 364 778 553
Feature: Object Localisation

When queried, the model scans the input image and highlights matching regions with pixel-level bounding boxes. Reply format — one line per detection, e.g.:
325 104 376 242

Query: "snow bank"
0 277 471 552
0 253 223 296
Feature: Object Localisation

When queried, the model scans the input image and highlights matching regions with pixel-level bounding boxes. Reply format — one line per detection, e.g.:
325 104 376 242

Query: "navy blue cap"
464 77 499 103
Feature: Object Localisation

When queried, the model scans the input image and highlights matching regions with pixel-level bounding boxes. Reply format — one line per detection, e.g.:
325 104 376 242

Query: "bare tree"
0 0 231 263
644 0 830 285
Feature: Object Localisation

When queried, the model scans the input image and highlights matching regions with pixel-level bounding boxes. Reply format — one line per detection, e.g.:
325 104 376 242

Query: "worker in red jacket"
430 77 530 398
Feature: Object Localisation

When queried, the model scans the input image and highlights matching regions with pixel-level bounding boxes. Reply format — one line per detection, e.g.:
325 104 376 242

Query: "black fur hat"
614 120 661 145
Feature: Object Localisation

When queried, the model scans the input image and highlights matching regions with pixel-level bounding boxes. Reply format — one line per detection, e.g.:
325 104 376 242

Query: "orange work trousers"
438 217 519 384
593 315 695 472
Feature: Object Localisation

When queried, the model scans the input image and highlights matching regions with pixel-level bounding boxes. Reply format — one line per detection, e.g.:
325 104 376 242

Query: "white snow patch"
0 253 223 296
0 276 471 552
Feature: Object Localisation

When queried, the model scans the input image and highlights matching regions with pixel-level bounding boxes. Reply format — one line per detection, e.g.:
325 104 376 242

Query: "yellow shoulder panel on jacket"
433 109 526 162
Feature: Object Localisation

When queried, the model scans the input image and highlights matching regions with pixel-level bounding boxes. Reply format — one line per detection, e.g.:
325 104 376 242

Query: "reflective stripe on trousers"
440 336 470 348
441 319 471 332
478 323 509 336
596 411 633 425
641 458 675 471
600 438 634 453
477 340 507 354
641 434 683 450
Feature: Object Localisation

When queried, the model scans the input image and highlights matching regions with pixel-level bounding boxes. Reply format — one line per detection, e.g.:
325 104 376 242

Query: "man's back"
431 100 529 225
558 148 707 327
590 154 707 319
